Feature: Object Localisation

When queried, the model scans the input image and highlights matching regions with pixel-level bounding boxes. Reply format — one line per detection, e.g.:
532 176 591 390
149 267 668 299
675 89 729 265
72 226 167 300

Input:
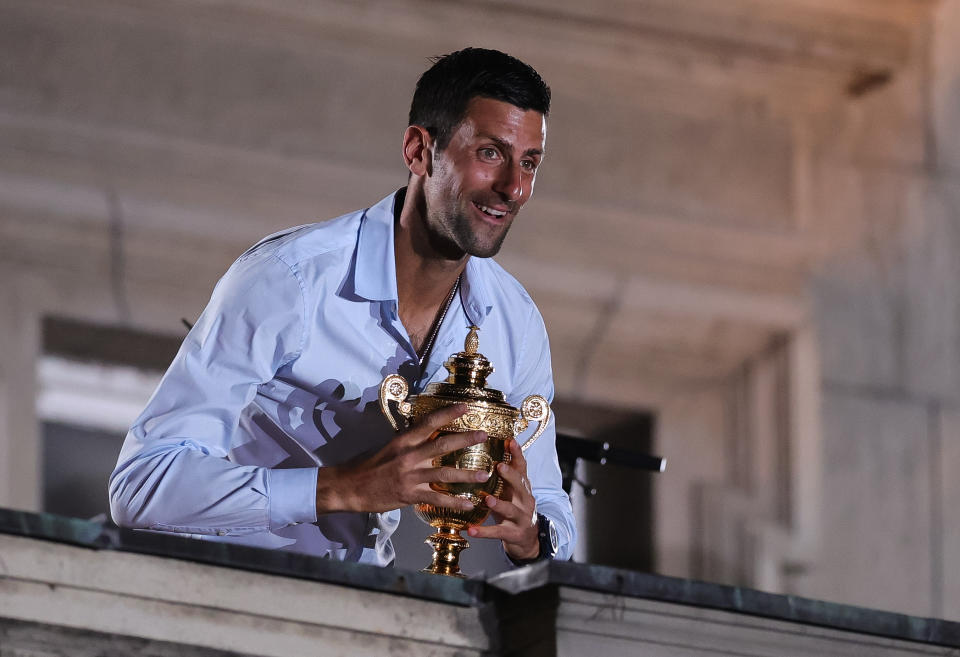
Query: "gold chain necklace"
418 273 461 372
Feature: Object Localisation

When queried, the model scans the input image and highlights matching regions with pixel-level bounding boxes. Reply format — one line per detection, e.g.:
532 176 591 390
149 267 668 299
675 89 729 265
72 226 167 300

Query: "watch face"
539 514 559 558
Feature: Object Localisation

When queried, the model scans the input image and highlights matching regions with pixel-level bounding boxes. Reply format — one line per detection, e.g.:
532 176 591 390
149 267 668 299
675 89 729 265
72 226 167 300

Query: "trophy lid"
422 326 506 404
445 326 493 388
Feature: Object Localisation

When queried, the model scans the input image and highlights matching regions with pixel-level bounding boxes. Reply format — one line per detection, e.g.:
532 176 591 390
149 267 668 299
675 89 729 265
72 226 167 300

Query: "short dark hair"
408 48 551 151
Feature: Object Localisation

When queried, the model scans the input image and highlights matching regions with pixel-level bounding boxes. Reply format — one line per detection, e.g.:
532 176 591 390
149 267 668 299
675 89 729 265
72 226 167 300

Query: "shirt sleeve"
508 303 578 562
108 249 318 535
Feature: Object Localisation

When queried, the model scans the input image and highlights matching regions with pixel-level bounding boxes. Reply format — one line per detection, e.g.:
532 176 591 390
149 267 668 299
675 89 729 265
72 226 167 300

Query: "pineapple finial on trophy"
465 325 479 354
443 325 493 389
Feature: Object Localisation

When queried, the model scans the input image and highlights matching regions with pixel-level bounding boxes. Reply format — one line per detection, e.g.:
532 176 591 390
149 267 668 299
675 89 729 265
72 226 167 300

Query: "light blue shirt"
109 190 575 565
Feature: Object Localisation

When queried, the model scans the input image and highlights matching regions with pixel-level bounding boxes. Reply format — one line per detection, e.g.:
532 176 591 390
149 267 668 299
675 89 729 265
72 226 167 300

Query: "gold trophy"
378 326 550 577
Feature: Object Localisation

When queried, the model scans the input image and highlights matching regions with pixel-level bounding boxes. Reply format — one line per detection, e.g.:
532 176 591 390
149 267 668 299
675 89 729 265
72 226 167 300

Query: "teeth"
476 203 506 217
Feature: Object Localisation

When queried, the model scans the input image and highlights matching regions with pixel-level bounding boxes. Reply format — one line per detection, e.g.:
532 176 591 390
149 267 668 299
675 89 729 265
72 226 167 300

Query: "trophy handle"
517 395 550 452
379 374 412 432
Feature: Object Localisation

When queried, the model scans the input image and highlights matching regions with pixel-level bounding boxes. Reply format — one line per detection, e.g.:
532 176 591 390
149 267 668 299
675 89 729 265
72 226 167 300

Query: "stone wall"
795 0 960 620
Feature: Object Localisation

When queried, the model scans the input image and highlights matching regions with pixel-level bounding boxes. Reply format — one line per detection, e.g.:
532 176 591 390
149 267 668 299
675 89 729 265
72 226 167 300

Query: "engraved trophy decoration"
379 326 550 577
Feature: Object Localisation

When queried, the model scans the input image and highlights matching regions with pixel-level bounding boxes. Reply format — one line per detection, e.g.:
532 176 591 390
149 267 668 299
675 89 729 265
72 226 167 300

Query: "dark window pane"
43 421 123 521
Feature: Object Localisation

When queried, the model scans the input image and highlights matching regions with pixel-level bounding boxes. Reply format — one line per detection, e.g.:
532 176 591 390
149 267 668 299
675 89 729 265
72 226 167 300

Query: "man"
109 48 575 567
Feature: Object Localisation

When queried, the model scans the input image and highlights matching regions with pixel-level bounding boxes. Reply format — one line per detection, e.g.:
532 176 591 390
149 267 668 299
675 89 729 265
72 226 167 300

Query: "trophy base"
422 527 469 578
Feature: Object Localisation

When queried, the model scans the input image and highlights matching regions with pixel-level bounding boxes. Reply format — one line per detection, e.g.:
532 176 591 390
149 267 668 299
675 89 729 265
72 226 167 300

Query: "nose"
493 163 523 203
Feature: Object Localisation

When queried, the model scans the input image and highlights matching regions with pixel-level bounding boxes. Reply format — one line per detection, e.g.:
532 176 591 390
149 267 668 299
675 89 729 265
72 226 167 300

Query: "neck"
393 185 468 316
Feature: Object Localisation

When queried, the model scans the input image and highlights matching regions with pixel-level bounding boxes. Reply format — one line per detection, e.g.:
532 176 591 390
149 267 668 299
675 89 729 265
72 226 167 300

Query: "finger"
482 494 529 524
396 404 469 449
428 430 487 458
466 521 535 555
466 524 509 540
496 462 532 501
411 466 491 485
418 491 475 512
507 438 528 473
420 403 470 436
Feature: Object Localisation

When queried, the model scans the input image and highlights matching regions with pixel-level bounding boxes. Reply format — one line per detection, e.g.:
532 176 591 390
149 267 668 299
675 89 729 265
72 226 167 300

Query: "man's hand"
315 403 490 514
466 438 539 561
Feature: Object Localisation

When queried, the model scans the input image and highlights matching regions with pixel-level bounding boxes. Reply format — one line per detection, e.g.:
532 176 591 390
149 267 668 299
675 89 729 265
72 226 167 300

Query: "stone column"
0 269 41 511
931 0 960 622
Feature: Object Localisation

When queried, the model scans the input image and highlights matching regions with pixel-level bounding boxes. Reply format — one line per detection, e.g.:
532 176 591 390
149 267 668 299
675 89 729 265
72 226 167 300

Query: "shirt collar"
353 188 494 325
462 257 493 327
353 190 400 302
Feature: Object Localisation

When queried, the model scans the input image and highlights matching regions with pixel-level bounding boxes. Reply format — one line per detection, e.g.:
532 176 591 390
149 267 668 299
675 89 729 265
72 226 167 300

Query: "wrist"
506 538 540 563
315 465 352 514
509 513 559 566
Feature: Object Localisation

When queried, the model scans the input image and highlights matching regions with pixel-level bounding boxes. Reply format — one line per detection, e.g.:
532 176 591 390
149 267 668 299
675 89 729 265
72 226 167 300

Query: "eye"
520 159 538 173
478 147 500 161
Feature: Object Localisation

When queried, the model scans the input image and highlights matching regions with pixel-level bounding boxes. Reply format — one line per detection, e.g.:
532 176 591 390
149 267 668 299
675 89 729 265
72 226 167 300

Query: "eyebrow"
481 134 544 158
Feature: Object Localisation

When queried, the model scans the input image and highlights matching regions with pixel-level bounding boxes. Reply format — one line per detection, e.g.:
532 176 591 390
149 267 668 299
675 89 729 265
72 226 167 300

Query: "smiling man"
109 48 575 568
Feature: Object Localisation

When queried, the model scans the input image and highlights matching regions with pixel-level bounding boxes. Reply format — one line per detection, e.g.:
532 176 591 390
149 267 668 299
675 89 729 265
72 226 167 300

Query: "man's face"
421 96 546 259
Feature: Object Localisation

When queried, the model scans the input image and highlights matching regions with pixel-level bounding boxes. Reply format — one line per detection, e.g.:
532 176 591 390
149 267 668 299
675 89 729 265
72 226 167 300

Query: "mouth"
472 201 510 223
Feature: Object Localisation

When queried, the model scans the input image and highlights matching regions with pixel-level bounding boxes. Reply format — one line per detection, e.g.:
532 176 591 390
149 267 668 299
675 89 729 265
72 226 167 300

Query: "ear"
402 125 433 178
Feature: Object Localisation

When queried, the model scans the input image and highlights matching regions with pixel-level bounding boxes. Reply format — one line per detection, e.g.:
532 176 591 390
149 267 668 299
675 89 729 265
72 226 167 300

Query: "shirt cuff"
267 467 318 530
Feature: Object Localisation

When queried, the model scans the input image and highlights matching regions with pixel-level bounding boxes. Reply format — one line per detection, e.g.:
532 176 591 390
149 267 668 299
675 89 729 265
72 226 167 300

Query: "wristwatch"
512 513 559 566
